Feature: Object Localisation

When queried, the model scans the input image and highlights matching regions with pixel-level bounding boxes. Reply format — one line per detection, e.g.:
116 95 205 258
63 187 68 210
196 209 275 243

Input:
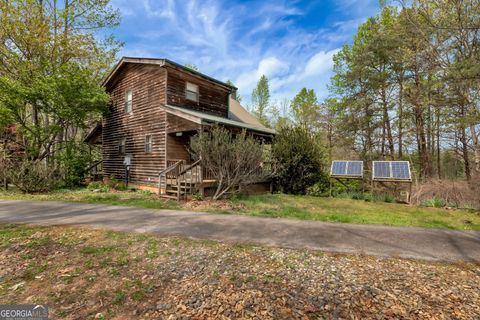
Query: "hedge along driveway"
0 200 479 262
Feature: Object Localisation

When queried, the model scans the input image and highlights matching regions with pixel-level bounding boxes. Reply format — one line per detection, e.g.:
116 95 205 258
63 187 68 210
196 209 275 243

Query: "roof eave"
201 119 275 136
101 57 166 88
102 57 238 91
164 104 275 136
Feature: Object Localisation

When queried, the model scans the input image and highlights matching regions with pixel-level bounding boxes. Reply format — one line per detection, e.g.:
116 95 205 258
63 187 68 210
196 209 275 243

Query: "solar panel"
347 161 363 176
372 161 411 181
330 160 363 177
391 162 411 179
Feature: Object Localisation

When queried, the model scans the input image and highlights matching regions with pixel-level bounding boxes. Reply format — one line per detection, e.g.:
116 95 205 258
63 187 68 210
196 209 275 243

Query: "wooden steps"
158 159 215 201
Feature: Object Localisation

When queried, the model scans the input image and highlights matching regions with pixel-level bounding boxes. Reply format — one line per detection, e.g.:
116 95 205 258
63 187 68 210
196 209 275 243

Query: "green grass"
0 187 179 210
1 188 479 230
226 193 480 231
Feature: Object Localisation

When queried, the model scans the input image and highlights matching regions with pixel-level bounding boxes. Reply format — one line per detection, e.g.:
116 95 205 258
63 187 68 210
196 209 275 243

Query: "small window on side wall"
125 90 132 113
118 137 126 155
185 82 199 102
145 134 153 153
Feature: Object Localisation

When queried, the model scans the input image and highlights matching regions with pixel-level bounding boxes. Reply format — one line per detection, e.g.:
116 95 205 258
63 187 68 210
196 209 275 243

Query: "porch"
158 158 216 200
160 104 275 200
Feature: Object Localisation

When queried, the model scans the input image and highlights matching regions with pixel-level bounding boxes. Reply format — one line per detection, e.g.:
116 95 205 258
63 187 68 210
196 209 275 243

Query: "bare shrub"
190 127 266 200
6 159 60 193
411 179 480 209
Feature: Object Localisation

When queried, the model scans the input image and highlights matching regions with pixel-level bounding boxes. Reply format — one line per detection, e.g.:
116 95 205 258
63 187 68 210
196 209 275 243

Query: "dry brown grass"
1 224 479 319
412 178 480 209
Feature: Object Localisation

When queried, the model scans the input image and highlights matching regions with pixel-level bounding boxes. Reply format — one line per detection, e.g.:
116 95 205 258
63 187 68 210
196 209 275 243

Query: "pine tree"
251 75 271 127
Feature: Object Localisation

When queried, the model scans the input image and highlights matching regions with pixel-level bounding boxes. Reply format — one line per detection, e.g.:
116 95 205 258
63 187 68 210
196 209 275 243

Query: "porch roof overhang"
164 105 276 136
83 123 102 144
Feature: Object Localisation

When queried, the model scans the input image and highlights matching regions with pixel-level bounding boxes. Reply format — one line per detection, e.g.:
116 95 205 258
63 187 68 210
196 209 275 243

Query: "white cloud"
303 49 339 78
268 49 339 102
234 57 289 97
143 0 175 19
258 57 289 78
113 0 379 103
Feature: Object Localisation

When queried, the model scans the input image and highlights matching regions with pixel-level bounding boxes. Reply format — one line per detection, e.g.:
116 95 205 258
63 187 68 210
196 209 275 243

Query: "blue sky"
110 0 380 105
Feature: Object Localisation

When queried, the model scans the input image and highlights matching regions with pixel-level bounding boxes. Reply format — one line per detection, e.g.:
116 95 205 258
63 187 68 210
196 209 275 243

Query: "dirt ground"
0 224 479 319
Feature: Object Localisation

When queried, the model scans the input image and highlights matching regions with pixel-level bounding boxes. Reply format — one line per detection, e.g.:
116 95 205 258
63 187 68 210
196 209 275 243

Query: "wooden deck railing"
158 160 184 195
160 159 271 200
87 160 103 180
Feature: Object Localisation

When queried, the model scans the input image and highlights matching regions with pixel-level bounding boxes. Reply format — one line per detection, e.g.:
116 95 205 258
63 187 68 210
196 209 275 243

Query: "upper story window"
118 137 126 155
125 90 132 113
145 134 153 153
185 82 199 102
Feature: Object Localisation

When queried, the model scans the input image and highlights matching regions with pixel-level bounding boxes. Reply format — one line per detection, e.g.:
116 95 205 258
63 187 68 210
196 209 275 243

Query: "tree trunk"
414 103 431 179
470 124 480 176
460 127 471 181
436 106 441 179
381 87 394 160
398 81 404 159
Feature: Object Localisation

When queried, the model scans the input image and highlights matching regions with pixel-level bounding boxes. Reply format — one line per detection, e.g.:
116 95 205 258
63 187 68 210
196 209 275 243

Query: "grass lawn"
0 188 479 230
0 187 180 210
0 224 478 319
228 194 480 231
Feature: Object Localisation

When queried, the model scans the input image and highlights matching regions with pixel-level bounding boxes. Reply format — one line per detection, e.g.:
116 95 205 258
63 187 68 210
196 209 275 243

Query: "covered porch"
161 103 275 200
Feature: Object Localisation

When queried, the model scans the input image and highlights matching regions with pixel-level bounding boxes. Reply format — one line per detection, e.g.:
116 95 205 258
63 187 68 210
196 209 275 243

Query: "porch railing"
87 160 103 180
158 160 183 196
159 158 273 200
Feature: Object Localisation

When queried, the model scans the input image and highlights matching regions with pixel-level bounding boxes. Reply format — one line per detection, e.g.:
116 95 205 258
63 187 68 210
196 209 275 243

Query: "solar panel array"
330 160 364 177
372 161 411 181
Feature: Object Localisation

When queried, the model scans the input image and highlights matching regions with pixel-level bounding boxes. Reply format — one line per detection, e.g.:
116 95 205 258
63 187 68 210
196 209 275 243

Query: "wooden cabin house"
84 57 274 199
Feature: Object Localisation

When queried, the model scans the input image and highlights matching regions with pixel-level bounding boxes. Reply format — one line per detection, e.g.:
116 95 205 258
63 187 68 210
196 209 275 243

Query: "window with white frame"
118 137 126 155
145 134 153 153
185 82 199 102
125 90 133 113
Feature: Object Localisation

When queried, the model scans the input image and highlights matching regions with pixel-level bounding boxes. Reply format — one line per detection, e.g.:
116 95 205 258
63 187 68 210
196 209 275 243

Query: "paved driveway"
0 200 479 262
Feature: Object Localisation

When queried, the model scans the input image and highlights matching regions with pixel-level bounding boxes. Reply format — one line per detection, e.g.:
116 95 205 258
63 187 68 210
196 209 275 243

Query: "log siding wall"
102 62 233 186
166 66 230 117
103 64 167 185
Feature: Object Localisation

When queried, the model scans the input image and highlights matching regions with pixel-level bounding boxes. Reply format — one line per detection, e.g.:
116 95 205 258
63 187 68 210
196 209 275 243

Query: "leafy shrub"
87 181 102 190
87 181 109 192
420 197 447 208
104 176 126 190
6 159 60 193
363 193 374 202
382 194 395 203
334 191 366 200
191 192 203 201
330 179 362 194
57 142 97 187
306 179 330 197
114 182 128 191
333 192 395 203
271 125 328 194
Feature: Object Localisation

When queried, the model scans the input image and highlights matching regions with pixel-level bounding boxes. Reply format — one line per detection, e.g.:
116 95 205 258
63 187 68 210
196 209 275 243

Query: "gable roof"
102 57 237 91
228 98 264 127
165 103 276 136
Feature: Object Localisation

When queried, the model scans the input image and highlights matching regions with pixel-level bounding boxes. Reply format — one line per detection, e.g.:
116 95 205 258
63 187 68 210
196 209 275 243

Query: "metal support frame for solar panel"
329 160 365 196
371 161 412 203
